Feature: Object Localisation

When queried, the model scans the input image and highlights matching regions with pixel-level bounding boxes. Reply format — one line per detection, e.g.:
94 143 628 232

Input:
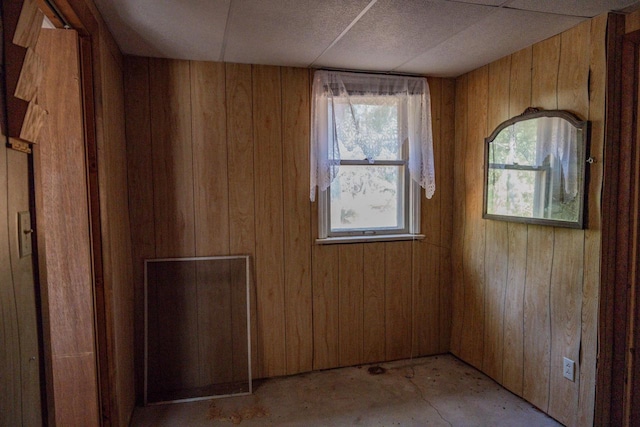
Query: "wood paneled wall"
124 58 454 397
451 16 606 427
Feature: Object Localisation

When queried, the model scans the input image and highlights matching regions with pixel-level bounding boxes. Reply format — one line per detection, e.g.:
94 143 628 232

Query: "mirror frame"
483 108 590 229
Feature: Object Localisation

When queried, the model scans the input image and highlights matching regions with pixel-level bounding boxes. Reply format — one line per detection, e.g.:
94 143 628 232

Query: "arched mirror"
483 108 590 229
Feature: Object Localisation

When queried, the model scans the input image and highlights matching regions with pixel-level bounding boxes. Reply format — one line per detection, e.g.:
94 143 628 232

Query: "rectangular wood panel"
281 67 313 375
191 61 229 257
312 244 339 370
385 241 412 360
579 13 607 427
501 46 532 396
252 65 286 378
363 242 386 363
123 56 155 403
339 244 364 366
225 63 259 379
450 75 468 356
149 58 195 258
459 66 488 368
482 56 510 382
413 241 440 356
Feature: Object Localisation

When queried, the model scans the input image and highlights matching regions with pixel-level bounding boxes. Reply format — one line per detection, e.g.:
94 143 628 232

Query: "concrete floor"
132 354 561 426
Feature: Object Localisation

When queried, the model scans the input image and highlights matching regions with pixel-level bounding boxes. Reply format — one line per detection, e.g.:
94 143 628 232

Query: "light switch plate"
18 211 32 257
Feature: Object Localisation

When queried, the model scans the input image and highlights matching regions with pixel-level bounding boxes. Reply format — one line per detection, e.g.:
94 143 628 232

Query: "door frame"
598 15 640 426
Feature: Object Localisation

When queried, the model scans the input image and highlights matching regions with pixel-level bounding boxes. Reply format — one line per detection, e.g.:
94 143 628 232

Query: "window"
310 71 435 242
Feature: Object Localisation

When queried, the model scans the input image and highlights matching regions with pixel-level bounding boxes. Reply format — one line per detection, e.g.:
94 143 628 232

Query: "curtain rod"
313 66 426 78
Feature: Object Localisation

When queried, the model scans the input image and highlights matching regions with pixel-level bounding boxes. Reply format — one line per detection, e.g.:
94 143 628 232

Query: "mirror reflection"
484 109 588 228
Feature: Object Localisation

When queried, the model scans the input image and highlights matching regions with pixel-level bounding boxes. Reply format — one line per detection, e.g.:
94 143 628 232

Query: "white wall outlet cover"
563 357 575 382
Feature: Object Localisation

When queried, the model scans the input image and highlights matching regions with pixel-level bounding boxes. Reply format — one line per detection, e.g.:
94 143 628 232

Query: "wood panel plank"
482 56 511 382
0 138 21 427
440 78 455 250
438 79 455 353
149 58 195 258
414 241 440 356
459 66 488 368
7 149 42 426
363 242 386 363
123 55 155 402
579 13 607 427
339 244 364 366
51 354 99 426
450 75 468 356
385 241 412 360
312 244 339 370
252 65 286 377
522 31 560 413
439 247 452 352
225 63 258 378
281 67 312 375
191 60 229 257
35 28 98 425
547 20 591 426
522 225 553 411
190 61 233 387
547 229 584 426
501 47 532 396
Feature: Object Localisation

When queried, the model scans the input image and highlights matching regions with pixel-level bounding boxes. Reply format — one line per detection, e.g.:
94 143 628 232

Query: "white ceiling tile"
508 0 640 17
93 0 231 60
222 0 373 67
314 0 493 72
396 7 584 76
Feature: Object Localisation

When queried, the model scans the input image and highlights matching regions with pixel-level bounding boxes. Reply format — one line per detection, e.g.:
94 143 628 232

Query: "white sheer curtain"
536 116 579 200
310 70 435 202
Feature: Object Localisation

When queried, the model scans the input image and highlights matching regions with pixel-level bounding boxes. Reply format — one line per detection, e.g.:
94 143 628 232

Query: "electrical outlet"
563 357 575 382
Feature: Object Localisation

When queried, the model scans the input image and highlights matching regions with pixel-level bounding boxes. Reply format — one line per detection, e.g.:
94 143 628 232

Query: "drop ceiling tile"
507 0 640 17
93 0 231 60
396 7 584 77
314 0 494 72
222 0 372 67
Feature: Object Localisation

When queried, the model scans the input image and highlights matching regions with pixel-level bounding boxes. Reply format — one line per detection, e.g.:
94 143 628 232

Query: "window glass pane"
330 165 405 232
332 97 401 161
490 120 537 166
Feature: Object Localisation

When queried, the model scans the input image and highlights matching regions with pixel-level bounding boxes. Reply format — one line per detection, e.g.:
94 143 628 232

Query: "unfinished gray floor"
132 354 561 426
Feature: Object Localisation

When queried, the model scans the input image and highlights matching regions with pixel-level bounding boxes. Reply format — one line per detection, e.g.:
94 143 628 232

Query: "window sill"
315 234 425 245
